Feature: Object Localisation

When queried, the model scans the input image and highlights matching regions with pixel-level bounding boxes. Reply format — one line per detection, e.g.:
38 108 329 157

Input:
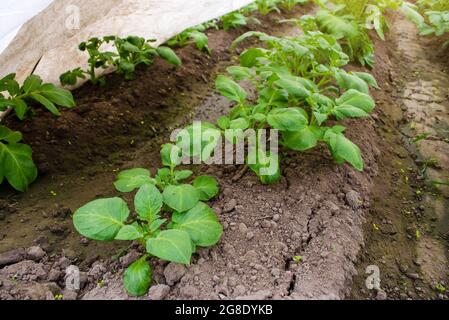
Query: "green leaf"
267 108 308 131
192 175 219 201
247 149 281 185
335 71 369 94
275 75 311 99
240 48 267 67
163 184 199 212
333 89 375 120
114 168 153 193
353 72 379 89
216 75 247 103
315 10 359 39
23 75 43 93
0 142 37 192
157 46 182 66
283 126 322 151
161 143 182 168
0 125 22 144
146 230 193 264
11 98 28 120
37 84 75 108
174 170 193 181
227 66 253 81
172 202 223 247
217 116 230 130
324 130 364 171
189 30 209 51
123 256 152 296
229 117 249 130
115 224 144 241
73 198 129 241
30 93 61 116
134 184 163 222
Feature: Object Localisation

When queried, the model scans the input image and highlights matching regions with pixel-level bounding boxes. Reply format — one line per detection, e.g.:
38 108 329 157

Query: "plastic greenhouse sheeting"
0 0 255 88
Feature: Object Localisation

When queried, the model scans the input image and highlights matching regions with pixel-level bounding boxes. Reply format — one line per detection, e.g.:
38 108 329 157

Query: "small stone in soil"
26 246 46 261
148 284 170 300
164 263 186 286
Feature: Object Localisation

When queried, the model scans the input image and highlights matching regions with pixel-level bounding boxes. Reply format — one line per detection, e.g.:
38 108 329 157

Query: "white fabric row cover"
0 0 255 87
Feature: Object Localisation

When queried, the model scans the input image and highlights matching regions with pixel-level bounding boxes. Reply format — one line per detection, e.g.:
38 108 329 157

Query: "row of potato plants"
69 1 313 296
416 0 449 47
71 0 430 296
166 0 310 54
0 1 312 193
70 0 381 296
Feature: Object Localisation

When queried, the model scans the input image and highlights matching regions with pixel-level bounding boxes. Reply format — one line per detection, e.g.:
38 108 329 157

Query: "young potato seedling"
60 36 181 86
73 144 222 296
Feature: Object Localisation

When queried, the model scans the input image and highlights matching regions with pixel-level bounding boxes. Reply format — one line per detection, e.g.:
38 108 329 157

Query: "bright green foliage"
278 0 309 11
167 23 215 54
296 0 422 67
0 73 75 192
60 36 182 86
417 0 449 46
1 74 75 119
72 144 222 296
218 30 377 183
0 125 37 192
221 11 261 30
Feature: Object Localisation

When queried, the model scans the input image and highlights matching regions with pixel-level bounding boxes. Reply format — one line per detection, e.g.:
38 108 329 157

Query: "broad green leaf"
333 89 375 120
353 72 379 89
229 117 249 130
161 143 182 167
275 75 311 99
11 98 28 120
73 197 129 241
115 224 144 241
37 84 75 108
174 170 193 181
157 46 182 66
124 256 152 296
267 108 308 131
189 30 209 51
283 126 322 151
227 66 253 81
114 168 153 193
247 149 281 185
0 125 22 144
335 71 369 94
163 184 199 212
239 48 267 68
175 122 220 159
23 75 43 93
0 142 37 192
193 175 219 201
217 116 230 130
316 10 359 39
324 130 364 171
134 184 163 222
216 75 247 103
146 229 193 264
172 202 223 247
30 93 61 116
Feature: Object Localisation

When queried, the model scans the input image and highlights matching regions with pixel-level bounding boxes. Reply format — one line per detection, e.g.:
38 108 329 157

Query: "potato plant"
167 23 216 54
60 36 181 86
298 0 422 67
73 143 223 296
212 31 377 183
417 0 449 46
0 73 75 191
